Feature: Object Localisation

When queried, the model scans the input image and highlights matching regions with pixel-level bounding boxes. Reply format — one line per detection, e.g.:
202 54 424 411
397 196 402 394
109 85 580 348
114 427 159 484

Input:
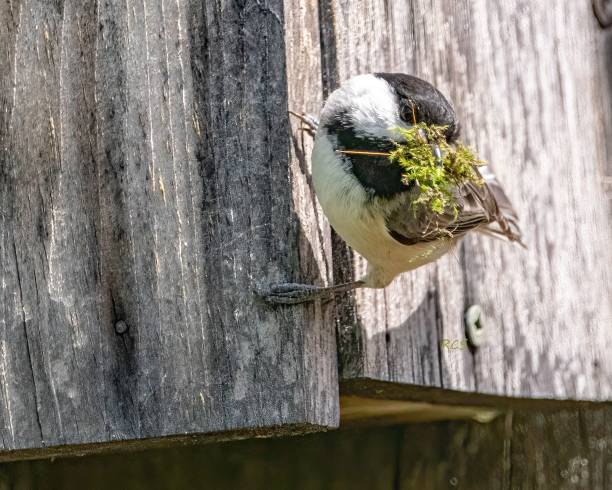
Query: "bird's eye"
399 100 417 124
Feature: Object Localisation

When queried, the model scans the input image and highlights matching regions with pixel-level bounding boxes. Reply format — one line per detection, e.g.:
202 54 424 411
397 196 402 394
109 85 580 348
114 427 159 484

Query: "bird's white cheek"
320 73 406 141
312 134 366 221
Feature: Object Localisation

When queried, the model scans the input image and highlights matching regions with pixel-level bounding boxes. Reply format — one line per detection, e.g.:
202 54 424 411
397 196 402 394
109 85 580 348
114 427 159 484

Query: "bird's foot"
288 111 319 138
258 283 333 305
258 280 365 305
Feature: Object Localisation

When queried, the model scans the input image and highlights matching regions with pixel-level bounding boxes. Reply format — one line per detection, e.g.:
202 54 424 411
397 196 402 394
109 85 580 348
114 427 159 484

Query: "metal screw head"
465 305 486 347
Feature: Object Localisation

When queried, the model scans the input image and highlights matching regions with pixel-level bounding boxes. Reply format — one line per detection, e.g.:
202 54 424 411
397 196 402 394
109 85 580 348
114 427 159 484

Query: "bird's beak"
417 127 443 167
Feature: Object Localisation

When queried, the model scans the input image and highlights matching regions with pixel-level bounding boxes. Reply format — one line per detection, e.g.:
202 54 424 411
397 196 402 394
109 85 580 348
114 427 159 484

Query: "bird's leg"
259 280 365 305
288 110 319 138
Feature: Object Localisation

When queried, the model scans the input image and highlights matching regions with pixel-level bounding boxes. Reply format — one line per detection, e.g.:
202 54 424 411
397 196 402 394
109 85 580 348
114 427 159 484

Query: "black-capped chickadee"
262 73 521 304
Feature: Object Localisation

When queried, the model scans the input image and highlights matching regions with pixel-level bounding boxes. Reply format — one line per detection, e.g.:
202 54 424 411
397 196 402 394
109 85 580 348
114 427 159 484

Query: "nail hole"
114 320 128 335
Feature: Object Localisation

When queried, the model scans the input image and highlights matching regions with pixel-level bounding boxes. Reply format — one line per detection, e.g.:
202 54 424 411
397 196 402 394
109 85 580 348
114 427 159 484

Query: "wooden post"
0 0 337 459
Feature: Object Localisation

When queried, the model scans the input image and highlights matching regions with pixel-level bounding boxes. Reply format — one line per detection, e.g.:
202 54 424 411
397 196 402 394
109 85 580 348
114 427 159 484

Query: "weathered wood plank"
460 0 612 401
324 0 612 402
284 0 339 425
0 0 338 456
599 29 612 208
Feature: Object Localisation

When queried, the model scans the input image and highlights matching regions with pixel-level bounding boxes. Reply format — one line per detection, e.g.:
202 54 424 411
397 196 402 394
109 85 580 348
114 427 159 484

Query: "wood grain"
600 29 612 208
0 0 337 456
284 0 339 426
324 0 612 403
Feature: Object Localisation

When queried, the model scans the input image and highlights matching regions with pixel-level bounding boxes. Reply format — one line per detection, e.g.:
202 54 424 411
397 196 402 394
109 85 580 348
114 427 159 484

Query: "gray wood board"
323 0 612 402
602 30 612 207
0 0 338 455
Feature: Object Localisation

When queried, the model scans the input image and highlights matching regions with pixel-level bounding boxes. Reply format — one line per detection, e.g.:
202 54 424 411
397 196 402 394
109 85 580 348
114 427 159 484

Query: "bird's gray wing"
476 166 522 242
385 166 523 246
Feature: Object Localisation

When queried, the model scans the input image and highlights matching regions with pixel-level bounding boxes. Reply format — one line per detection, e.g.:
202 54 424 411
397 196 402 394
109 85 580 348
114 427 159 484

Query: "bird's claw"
288 111 319 137
257 282 331 305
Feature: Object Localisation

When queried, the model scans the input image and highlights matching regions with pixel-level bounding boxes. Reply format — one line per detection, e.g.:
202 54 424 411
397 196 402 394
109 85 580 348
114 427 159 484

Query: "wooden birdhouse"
1 0 611 487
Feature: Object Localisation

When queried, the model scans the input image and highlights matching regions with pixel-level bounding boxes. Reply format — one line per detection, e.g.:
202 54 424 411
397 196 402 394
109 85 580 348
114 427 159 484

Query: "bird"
261 73 522 304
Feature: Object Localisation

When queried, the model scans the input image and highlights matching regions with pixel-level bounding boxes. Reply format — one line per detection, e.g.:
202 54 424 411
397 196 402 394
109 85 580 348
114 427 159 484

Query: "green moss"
389 123 484 217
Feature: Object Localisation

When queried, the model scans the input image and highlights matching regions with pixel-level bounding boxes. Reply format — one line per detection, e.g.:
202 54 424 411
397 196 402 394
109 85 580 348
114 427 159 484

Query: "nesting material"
389 123 484 217
336 123 485 219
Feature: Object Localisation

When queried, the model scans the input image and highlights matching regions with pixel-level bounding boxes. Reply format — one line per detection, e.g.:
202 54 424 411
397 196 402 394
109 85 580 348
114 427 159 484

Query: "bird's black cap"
375 73 460 142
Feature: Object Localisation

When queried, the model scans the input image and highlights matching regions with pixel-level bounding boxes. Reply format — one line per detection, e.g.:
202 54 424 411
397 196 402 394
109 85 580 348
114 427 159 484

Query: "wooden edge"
340 378 612 412
340 395 501 427
0 423 331 464
7 378 610 463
